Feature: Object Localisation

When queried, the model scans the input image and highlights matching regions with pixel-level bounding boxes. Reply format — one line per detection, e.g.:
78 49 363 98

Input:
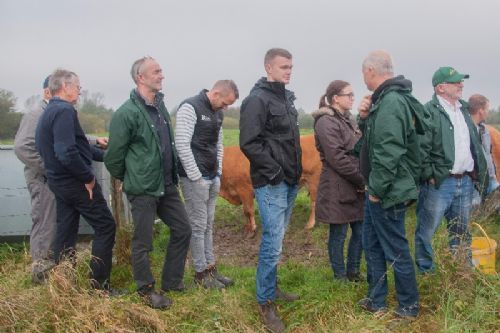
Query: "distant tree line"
1 88 500 141
171 106 314 130
0 88 113 140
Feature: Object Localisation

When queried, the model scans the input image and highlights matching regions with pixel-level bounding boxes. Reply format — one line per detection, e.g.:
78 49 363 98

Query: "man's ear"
264 62 271 74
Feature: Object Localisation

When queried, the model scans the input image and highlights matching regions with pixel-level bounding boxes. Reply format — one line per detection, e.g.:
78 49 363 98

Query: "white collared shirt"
437 95 474 174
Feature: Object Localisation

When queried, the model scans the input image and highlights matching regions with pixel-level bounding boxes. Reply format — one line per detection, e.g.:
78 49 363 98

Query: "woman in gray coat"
312 80 365 281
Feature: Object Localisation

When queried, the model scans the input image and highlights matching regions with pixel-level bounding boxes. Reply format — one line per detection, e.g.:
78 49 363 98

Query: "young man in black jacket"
239 48 302 333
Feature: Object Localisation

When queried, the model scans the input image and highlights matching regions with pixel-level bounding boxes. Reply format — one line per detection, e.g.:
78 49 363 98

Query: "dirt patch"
213 218 328 267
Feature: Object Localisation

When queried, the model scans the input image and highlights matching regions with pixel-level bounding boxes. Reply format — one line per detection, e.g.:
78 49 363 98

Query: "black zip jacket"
239 77 302 188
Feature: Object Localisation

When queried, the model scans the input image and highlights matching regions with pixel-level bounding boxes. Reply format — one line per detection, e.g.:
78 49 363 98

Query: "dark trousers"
363 195 419 315
50 181 116 284
128 184 192 291
328 221 363 278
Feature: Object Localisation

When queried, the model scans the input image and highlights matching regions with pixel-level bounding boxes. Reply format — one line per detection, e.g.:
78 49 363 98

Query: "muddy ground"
212 216 329 268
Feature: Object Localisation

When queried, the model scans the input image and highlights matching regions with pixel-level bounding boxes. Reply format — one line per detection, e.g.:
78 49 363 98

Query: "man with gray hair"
415 68 488 274
175 80 238 289
357 50 428 318
105 57 191 309
35 69 117 292
14 76 57 283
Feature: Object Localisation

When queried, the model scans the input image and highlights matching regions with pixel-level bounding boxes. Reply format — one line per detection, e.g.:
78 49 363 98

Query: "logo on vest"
201 115 211 121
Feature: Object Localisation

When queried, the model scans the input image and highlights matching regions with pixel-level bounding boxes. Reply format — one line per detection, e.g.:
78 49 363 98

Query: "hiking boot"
347 272 365 282
162 281 186 293
358 297 388 314
275 286 299 302
194 269 225 289
90 279 126 297
138 284 172 310
394 304 419 319
258 302 285 333
31 259 56 284
208 265 234 287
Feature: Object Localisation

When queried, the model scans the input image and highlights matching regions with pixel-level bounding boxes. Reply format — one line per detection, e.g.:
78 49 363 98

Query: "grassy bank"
0 190 498 332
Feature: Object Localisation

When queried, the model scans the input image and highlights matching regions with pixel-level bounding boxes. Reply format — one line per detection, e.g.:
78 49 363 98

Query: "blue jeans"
328 221 363 278
254 181 298 304
415 175 473 273
472 176 499 207
363 195 419 314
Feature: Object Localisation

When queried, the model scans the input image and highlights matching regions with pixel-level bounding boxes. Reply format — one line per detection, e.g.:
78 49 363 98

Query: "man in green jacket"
415 67 488 273
357 50 428 319
104 56 191 310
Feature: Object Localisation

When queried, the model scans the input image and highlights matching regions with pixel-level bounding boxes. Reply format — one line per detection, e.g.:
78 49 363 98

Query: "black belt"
449 172 472 179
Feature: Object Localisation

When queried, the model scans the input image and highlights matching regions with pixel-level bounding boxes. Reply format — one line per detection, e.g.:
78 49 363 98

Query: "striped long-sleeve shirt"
175 102 223 181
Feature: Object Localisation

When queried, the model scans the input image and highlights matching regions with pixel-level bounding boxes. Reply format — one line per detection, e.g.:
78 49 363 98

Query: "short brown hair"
264 48 292 65
468 94 489 115
213 80 239 99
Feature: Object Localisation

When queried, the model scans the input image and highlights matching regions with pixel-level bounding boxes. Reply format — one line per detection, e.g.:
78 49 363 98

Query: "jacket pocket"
338 182 358 204
269 102 289 134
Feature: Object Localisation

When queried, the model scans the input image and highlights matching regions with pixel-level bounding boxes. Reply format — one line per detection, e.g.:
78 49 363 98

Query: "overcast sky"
1 0 499 114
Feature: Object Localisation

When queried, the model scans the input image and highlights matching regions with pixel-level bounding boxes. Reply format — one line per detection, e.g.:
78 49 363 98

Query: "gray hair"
130 56 155 83
362 50 394 76
212 80 239 99
48 69 78 95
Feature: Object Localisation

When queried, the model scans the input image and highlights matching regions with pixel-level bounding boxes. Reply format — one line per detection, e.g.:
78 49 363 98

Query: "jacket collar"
253 77 296 102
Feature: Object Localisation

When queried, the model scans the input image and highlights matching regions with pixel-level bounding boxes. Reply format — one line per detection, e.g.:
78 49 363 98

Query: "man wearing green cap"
415 66 488 273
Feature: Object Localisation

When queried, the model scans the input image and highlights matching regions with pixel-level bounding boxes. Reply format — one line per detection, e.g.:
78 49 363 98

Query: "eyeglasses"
66 82 82 91
444 80 464 85
337 92 355 98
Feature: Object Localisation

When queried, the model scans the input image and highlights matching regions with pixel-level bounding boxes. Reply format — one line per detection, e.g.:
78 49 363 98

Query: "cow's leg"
305 200 316 230
240 191 256 237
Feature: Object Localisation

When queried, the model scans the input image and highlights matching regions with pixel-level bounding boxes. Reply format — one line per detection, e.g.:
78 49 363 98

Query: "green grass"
223 128 313 147
0 190 498 332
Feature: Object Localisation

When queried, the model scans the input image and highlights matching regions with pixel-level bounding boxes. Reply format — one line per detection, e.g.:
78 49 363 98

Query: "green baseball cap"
432 66 469 87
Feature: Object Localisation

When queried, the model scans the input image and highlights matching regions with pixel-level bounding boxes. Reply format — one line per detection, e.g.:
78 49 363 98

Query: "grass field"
0 128 499 332
223 128 314 147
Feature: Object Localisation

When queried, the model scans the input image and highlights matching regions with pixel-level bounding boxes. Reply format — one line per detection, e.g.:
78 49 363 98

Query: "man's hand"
358 95 372 119
96 137 109 149
85 177 95 200
368 194 380 203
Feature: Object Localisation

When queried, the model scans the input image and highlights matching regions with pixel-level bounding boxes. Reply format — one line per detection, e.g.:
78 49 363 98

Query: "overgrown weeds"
0 194 498 332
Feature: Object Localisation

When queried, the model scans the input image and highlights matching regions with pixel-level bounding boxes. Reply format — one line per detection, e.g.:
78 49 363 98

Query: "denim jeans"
415 175 473 273
472 176 499 207
363 195 419 314
328 221 363 278
50 180 116 284
180 176 220 273
254 181 298 304
128 185 192 291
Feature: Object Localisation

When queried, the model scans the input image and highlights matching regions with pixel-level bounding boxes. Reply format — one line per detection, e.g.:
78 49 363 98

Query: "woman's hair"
318 80 350 108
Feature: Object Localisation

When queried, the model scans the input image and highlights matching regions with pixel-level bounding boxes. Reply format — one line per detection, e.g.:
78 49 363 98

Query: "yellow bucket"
471 222 497 275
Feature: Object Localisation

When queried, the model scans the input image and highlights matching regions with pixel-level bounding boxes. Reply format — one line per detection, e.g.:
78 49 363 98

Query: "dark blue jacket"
35 97 103 185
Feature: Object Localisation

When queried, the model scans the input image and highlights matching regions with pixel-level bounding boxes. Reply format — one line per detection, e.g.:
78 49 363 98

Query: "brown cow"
486 125 500 181
220 134 321 235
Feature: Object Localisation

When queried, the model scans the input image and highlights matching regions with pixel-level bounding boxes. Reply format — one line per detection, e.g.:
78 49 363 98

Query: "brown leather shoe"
258 302 285 333
194 269 225 289
208 265 234 287
275 286 299 301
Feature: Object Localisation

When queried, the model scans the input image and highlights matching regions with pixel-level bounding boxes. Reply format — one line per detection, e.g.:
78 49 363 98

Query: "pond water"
0 146 105 239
